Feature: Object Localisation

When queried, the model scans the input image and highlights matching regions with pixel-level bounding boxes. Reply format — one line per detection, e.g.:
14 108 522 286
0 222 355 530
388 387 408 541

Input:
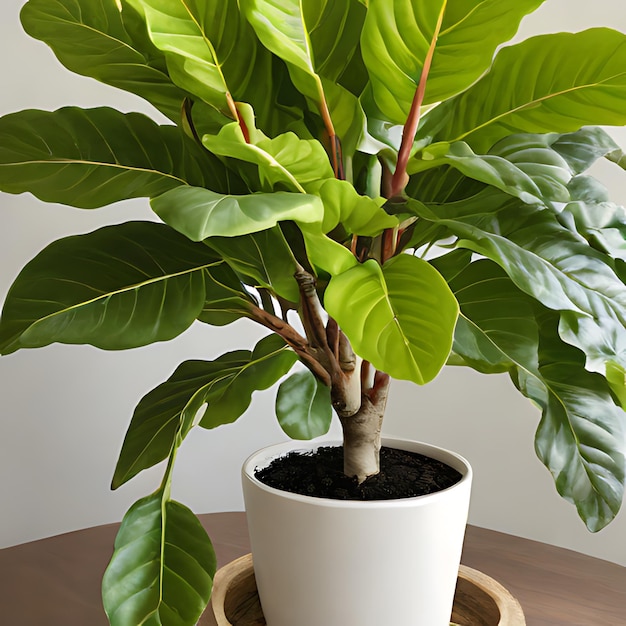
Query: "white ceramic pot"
242 437 472 626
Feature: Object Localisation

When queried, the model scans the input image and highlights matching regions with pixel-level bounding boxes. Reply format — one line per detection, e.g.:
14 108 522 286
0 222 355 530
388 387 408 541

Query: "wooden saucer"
211 553 526 626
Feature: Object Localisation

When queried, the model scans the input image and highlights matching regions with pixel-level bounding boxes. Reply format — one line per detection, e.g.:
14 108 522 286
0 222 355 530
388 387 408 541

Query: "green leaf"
361 0 545 124
309 178 398 236
125 0 260 116
199 334 298 428
20 0 186 120
102 490 216 626
0 107 239 208
410 139 570 205
436 252 625 530
240 0 367 152
276 370 332 439
520 312 626 532
206 228 300 302
112 335 296 488
198 263 256 327
420 29 626 152
112 350 250 488
202 106 334 192
408 198 626 378
152 186 324 241
0 222 215 353
549 127 624 175
324 255 459 384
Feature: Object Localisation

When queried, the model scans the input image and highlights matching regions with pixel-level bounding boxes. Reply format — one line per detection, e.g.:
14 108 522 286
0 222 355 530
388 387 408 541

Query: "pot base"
211 554 526 626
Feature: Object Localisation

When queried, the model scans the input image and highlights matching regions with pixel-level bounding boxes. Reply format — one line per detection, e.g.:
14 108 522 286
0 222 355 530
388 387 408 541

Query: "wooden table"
0 512 624 625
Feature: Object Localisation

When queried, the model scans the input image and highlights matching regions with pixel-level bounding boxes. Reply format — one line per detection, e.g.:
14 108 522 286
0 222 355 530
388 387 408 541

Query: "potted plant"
2 0 626 624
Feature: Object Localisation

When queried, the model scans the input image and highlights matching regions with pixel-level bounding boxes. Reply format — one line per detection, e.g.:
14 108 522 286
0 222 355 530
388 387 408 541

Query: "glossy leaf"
20 0 186 120
198 264 256 327
202 105 334 192
520 312 626 532
112 335 296 488
206 228 300 302
102 490 216 626
240 0 367 151
436 252 625 530
276 369 332 439
310 178 398 236
199 334 298 428
152 186 324 241
0 107 238 208
361 0 545 123
0 222 216 353
125 0 260 116
324 255 459 384
420 29 626 152
409 139 569 205
408 198 626 377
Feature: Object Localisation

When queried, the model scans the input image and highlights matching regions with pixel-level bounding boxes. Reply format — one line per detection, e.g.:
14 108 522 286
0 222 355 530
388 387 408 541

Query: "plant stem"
339 371 390 482
389 1 447 198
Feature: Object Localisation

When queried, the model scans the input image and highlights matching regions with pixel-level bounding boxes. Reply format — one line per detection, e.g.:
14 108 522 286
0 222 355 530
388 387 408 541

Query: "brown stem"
389 2 447 198
248 304 331 386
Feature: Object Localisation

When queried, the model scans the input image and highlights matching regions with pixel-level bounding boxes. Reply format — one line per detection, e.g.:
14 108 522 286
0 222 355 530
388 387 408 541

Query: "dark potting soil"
255 446 462 500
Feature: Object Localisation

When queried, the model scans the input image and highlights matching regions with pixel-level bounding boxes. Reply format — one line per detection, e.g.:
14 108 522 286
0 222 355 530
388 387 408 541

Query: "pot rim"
242 436 472 510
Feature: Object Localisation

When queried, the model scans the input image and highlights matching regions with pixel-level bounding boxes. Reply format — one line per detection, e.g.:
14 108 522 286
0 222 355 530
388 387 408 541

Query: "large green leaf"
125 0 261 117
324 255 459 384
111 335 296 487
0 107 238 208
408 198 626 377
102 490 216 626
20 0 186 120
419 29 626 152
206 228 300 302
152 186 323 240
520 311 626 532
0 222 216 353
276 369 332 439
361 0 545 124
240 0 367 152
435 252 625 530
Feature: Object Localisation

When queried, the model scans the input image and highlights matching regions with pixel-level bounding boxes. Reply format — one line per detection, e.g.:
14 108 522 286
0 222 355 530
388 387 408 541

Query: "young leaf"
0 222 216 353
151 186 324 240
0 107 239 208
202 108 334 192
102 490 216 626
361 0 545 124
276 370 332 439
324 255 459 384
420 29 626 152
20 0 186 120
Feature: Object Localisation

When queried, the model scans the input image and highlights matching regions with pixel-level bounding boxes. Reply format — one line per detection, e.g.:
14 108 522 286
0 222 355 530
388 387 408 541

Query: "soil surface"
255 445 462 501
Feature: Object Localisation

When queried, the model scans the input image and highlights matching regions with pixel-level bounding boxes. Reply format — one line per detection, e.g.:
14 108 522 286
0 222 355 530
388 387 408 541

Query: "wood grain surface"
0 512 623 625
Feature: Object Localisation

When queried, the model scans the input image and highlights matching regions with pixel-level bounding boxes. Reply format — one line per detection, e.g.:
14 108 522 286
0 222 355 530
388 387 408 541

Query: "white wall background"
1 0 625 566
